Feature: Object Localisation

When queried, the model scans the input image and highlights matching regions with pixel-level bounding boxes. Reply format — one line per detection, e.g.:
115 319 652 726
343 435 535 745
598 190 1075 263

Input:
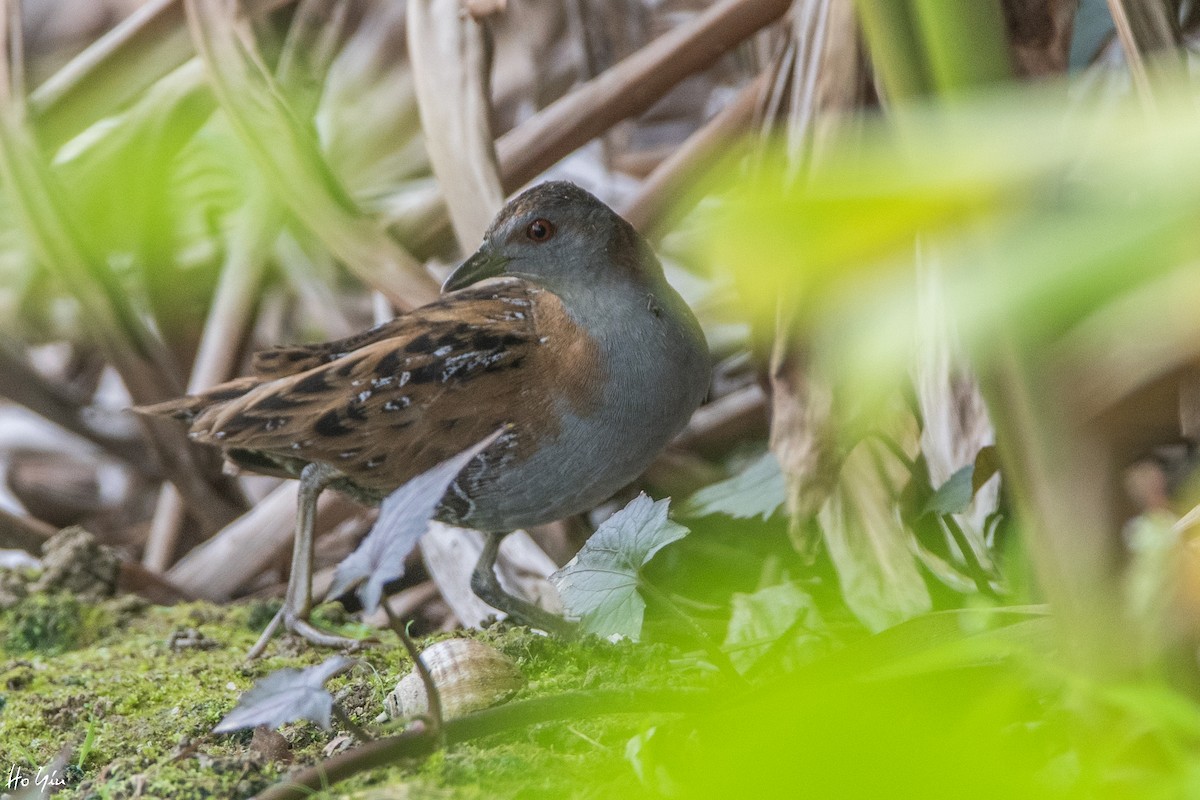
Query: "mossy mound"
0 583 705 799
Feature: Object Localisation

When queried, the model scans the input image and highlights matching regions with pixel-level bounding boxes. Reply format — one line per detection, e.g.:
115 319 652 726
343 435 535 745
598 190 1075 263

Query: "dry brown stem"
622 70 771 238
166 482 358 600
0 506 54 553
496 0 792 191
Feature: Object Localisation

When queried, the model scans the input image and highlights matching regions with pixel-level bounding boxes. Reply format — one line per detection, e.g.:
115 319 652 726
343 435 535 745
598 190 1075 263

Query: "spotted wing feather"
251 317 414 378
177 282 548 492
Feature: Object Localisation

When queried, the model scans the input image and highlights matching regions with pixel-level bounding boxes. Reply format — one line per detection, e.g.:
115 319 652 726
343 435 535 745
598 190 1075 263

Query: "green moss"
3 592 94 654
0 592 710 799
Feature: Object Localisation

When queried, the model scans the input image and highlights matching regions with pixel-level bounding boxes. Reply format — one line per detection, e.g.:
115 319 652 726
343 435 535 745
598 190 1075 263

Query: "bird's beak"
442 247 511 293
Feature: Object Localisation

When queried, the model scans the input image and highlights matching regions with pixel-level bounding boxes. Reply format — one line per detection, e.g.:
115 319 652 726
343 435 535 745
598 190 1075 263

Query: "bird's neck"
549 274 669 346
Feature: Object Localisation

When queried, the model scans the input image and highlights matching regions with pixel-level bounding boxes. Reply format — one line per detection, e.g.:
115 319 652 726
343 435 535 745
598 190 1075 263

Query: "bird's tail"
132 376 261 423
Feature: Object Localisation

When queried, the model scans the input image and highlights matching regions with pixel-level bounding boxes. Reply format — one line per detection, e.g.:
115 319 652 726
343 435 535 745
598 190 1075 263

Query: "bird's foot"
470 571 578 637
246 606 372 660
470 532 578 637
495 604 579 638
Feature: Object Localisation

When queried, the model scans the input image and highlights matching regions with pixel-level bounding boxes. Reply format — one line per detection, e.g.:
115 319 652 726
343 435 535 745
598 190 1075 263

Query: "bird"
138 181 710 654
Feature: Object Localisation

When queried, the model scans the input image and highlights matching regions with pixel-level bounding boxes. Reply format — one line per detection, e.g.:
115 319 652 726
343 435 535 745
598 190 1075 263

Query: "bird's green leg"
247 463 366 658
470 532 577 637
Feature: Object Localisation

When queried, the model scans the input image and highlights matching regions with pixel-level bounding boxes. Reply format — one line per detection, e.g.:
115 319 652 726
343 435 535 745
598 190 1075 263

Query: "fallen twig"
256 687 709 800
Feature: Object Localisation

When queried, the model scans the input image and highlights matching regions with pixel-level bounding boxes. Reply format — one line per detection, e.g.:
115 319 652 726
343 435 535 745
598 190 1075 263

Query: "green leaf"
821 439 931 632
723 582 826 674
551 494 689 640
679 452 785 521
921 464 974 516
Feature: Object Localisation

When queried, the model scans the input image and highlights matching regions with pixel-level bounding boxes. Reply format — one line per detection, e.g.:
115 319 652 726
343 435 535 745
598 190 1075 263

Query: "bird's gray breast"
438 282 708 532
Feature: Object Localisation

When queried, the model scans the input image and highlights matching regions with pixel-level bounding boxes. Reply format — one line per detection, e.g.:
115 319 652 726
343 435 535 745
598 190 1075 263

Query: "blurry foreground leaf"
328 429 502 613
214 655 355 733
641 609 1060 799
552 494 689 639
723 582 825 674
820 439 931 632
703 86 1200 396
679 451 786 521
625 727 679 796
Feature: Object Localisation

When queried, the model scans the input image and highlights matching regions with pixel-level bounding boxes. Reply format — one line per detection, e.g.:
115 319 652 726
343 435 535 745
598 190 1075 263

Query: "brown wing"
178 281 551 492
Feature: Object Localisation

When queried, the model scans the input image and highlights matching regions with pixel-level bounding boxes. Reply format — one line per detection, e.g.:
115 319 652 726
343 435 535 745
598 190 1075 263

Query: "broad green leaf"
723 582 826 674
214 655 355 733
679 451 785 521
551 494 689 640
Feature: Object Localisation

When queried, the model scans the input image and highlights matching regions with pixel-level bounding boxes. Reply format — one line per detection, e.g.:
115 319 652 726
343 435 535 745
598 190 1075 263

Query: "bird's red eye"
526 218 555 242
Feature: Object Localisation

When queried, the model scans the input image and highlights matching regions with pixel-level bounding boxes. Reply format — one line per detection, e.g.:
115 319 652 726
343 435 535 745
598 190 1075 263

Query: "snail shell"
383 638 524 721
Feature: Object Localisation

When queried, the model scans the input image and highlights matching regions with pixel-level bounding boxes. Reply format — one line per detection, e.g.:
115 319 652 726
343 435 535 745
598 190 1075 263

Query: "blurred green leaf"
821 439 932 631
679 451 785 521
551 494 689 640
910 0 1012 94
650 619 1056 800
704 86 1200 397
54 61 215 258
186 0 437 308
723 582 825 674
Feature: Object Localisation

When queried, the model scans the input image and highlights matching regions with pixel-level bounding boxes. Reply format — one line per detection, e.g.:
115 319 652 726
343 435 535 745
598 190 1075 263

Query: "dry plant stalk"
622 70 771 238
407 0 505 250
166 482 360 600
1105 0 1182 104
144 2 353 571
142 194 283 571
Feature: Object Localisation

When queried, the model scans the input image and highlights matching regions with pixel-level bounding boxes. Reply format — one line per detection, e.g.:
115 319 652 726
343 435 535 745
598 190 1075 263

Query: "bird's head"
441 182 662 295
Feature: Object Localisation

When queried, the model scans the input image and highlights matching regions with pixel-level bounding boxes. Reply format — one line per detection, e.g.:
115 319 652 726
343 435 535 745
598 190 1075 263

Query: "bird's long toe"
245 606 372 660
